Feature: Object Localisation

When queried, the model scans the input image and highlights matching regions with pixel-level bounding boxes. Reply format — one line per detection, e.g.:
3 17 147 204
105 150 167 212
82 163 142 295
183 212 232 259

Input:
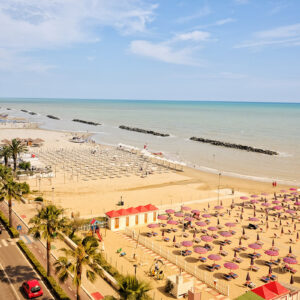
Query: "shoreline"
0 125 297 192
0 108 298 187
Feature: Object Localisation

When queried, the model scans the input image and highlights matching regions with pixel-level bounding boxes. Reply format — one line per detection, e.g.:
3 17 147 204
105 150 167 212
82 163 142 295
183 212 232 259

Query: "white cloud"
129 40 199 66
176 5 211 23
214 18 235 26
174 31 210 42
0 0 157 71
235 23 300 49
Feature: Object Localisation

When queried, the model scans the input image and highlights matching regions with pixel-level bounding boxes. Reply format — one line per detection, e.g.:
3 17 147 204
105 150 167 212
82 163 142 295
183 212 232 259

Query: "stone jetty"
119 125 169 137
190 136 278 155
72 119 101 126
47 115 60 120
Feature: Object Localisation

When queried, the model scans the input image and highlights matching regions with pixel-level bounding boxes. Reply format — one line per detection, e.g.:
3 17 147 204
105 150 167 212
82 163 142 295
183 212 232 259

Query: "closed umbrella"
290 275 294 285
246 272 251 282
268 265 272 275
173 235 176 243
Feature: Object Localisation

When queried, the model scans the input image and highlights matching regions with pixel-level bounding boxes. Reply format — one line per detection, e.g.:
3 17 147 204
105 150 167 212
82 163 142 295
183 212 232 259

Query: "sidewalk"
0 201 118 300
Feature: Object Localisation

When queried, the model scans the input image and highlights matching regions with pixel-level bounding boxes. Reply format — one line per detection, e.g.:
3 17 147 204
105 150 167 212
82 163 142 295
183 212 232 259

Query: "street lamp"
133 264 138 278
217 172 221 205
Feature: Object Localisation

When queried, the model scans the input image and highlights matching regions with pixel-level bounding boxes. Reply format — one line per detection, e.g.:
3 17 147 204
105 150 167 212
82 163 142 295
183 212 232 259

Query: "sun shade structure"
105 204 158 231
251 282 290 300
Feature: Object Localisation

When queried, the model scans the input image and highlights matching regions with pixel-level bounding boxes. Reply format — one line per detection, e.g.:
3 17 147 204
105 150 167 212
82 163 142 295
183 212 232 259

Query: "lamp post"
133 264 138 278
52 187 55 204
217 172 221 205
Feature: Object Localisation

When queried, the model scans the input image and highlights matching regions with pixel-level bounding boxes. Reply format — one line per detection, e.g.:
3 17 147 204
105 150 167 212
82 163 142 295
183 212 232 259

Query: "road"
0 202 91 300
0 226 54 300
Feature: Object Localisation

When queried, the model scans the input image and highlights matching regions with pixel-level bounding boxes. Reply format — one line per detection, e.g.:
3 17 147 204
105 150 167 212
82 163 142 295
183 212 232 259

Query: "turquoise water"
1 98 299 184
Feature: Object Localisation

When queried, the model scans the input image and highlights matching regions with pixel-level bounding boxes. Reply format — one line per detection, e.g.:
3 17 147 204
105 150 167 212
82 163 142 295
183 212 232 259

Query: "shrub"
35 196 43 202
19 161 31 170
19 182 30 194
0 210 19 238
17 240 70 300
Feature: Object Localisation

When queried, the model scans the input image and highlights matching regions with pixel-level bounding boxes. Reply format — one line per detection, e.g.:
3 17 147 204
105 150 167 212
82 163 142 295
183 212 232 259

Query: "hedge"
17 240 70 300
0 210 19 238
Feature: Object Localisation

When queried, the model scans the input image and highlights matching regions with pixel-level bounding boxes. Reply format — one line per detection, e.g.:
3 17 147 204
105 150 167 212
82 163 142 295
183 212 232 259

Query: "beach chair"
224 274 232 281
269 275 277 281
261 276 270 283
230 273 238 279
250 266 259 272
199 257 207 263
120 252 126 257
233 257 243 263
164 237 170 242
220 250 228 256
214 264 221 270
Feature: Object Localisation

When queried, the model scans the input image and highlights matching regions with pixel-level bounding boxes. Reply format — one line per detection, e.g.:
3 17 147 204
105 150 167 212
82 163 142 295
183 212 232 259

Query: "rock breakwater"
119 125 169 137
47 115 60 120
72 119 100 126
190 137 278 155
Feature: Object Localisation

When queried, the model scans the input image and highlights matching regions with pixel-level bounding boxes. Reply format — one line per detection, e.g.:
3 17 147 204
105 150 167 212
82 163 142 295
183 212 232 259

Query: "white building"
105 204 158 231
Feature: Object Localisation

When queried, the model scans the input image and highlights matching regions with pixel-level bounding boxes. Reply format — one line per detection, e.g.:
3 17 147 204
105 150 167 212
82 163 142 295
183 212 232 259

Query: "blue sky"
0 0 300 102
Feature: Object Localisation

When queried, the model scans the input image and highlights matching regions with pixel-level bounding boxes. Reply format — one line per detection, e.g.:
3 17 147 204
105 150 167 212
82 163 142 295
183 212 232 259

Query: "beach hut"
105 204 159 231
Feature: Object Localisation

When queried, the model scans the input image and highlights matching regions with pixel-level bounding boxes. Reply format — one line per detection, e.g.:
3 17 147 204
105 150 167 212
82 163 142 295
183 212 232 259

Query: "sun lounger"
230 273 238 279
233 257 243 263
245 282 256 288
199 257 207 262
250 266 259 272
261 276 270 283
224 274 232 281
220 250 228 256
120 252 126 257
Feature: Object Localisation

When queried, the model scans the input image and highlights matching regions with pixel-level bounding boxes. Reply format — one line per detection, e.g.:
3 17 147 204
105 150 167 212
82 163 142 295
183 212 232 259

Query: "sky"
0 0 300 102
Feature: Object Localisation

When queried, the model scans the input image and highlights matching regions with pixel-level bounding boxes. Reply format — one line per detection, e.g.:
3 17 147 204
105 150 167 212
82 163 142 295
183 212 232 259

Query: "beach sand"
1 127 299 299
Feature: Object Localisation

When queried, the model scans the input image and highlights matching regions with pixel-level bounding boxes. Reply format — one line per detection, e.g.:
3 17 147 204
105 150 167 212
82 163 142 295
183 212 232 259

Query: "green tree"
8 139 27 171
54 236 103 300
0 166 22 227
119 275 151 300
0 145 11 167
29 205 67 276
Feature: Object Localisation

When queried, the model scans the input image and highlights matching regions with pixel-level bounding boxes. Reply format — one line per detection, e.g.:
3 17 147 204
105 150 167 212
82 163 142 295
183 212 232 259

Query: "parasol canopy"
201 235 214 242
194 247 207 254
224 262 239 271
202 214 212 218
147 223 159 228
181 206 191 211
181 241 193 247
220 231 232 237
158 215 168 220
166 209 175 214
208 254 221 261
225 222 236 228
248 243 262 250
195 221 207 227
283 257 297 264
167 220 178 225
174 212 184 217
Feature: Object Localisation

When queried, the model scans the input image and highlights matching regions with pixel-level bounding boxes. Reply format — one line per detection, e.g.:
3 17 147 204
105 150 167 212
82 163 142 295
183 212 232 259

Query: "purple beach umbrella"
283 257 297 264
181 206 191 211
181 241 193 247
208 226 218 232
148 223 159 228
202 214 212 218
201 235 214 242
158 215 168 220
174 212 184 217
194 247 207 254
220 231 232 237
167 220 178 225
225 222 236 228
195 221 207 227
224 262 239 271
166 209 175 214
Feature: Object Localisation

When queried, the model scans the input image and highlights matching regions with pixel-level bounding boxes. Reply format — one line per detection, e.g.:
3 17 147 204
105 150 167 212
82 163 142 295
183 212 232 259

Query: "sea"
0 98 299 185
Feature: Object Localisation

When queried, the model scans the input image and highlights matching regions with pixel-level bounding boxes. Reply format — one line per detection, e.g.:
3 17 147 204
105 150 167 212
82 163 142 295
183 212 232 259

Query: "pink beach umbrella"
283 257 298 264
214 205 223 210
248 243 262 253
220 231 232 237
286 209 296 214
174 212 184 217
225 222 236 228
191 209 200 214
208 226 218 232
224 262 239 273
262 203 271 207
184 217 194 222
240 196 249 200
294 202 300 206
290 188 297 191
181 206 191 211
158 215 168 220
249 217 259 222
261 193 268 196
194 247 208 255
201 235 214 242
251 195 259 198
147 223 159 228
208 254 221 265
273 206 283 210
196 221 207 227
265 249 279 261
250 199 259 204
280 190 287 193
202 214 212 218
181 241 193 247
167 220 178 225
272 200 281 204
166 209 175 214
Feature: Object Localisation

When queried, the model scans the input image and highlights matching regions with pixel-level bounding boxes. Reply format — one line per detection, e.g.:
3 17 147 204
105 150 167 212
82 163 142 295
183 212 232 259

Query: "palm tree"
0 145 11 167
0 165 22 227
119 275 151 300
7 138 27 171
54 236 103 300
29 205 67 276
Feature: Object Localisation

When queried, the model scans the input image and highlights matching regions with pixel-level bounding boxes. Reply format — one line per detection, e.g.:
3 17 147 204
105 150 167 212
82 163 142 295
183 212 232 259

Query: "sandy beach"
1 127 299 299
